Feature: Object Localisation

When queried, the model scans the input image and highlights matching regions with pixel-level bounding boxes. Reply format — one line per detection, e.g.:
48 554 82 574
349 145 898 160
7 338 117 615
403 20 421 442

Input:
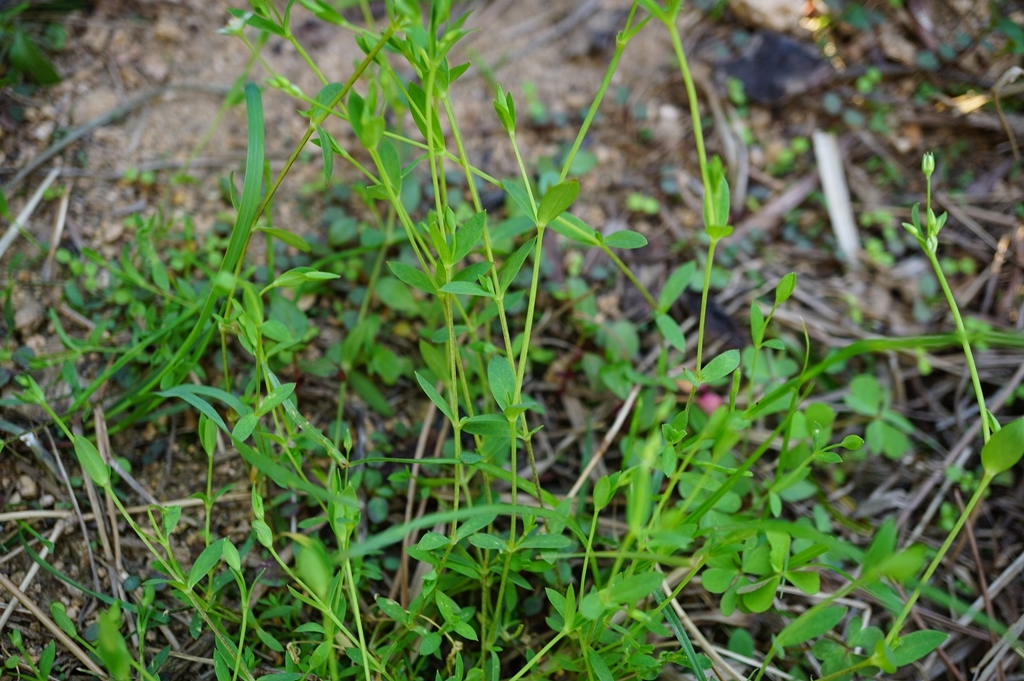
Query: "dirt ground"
2 0 1024 679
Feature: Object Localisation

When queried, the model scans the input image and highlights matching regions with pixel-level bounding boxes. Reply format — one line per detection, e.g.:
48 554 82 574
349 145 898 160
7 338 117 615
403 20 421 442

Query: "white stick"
813 130 860 265
0 167 61 261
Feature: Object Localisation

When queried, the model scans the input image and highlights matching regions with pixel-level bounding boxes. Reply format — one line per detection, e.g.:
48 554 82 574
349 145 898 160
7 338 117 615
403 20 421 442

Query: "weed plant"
7 1 1024 681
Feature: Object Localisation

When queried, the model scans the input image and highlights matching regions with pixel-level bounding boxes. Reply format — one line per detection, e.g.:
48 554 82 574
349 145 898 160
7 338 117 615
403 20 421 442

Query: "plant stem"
925 248 991 442
886 473 992 643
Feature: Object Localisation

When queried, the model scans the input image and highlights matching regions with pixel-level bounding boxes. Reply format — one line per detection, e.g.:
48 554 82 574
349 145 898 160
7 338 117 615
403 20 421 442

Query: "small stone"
877 23 917 66
17 475 38 500
154 19 185 43
72 87 118 125
102 219 125 243
141 53 169 82
39 494 55 508
13 290 44 334
82 25 110 52
33 120 55 142
729 0 806 33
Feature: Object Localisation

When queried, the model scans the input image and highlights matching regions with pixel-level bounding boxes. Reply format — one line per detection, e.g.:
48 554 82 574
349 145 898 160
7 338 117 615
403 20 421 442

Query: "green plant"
0 1 82 85
9 3 1024 681
5 630 56 681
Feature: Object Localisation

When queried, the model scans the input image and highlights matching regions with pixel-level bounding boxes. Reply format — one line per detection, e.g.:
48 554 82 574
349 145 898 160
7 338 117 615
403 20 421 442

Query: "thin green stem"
926 248 990 442
557 6 642 183
886 474 992 643
694 239 719 374
665 19 709 191
507 631 567 681
602 245 657 309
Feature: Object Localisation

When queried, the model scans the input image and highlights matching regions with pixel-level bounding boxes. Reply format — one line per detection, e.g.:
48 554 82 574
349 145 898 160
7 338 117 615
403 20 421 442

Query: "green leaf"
10 29 61 84
416 372 454 422
375 596 410 626
741 576 779 612
388 261 436 294
0 187 9 220
259 227 311 252
50 602 77 637
243 12 287 36
776 606 846 648
593 476 613 511
636 0 667 20
873 640 898 674
418 531 449 551
701 568 736 593
610 572 664 604
840 434 864 450
488 355 516 412
452 261 492 283
536 179 580 227
586 648 614 681
188 539 225 589
315 125 334 186
222 540 241 572
767 530 790 573
891 630 947 666
453 212 487 263
439 281 493 297
981 416 1024 476
845 374 881 415
659 262 696 312
704 155 730 231
815 451 843 464
775 272 796 305
787 570 820 595
701 349 740 383
73 434 110 488
232 413 258 441
97 604 131 681
603 230 648 249
519 533 572 550
162 505 182 536
379 139 402 193
499 236 536 292
750 301 766 346
502 179 535 220
259 382 295 416
419 632 442 657
407 82 445 145
550 213 600 247
468 534 506 551
656 314 686 352
461 414 508 437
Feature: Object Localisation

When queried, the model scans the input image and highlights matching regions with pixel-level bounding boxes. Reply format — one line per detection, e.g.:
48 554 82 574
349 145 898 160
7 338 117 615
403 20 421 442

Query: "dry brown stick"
41 179 72 281
0 492 251 524
566 384 641 502
390 399 437 606
94 406 137 647
897 357 1024 536
954 489 1004 681
658 573 745 681
934 192 1001 252
0 520 65 632
44 427 102 594
0 571 105 676
727 172 819 243
0 166 61 262
899 581 968 681
3 88 165 194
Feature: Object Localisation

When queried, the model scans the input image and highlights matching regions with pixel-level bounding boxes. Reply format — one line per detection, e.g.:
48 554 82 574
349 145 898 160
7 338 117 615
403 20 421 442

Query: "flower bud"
921 152 935 177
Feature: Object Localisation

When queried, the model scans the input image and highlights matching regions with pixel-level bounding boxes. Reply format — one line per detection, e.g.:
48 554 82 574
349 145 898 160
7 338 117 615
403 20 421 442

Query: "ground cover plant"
2 1 1024 681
